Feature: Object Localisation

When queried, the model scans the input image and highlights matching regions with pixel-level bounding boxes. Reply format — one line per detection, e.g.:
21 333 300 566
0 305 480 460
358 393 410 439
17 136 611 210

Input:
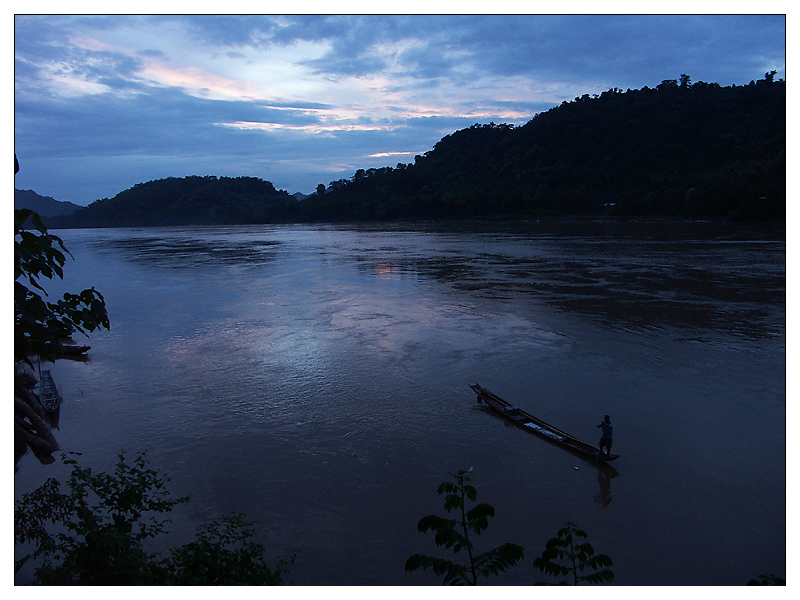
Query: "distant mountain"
50 175 298 228
292 192 310 201
15 188 82 219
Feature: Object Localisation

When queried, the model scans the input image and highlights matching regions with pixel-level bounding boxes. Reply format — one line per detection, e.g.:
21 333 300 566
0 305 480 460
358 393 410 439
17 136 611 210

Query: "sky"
12 10 787 205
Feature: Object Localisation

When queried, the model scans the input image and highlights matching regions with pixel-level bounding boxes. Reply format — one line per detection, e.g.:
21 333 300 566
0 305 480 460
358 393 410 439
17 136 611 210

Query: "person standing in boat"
597 414 613 455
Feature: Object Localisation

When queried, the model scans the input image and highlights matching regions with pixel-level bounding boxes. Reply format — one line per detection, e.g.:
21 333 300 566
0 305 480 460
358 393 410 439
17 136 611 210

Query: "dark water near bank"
15 221 785 585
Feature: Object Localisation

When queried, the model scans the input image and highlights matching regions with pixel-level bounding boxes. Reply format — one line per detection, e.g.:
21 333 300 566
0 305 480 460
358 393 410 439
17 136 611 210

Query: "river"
14 221 785 585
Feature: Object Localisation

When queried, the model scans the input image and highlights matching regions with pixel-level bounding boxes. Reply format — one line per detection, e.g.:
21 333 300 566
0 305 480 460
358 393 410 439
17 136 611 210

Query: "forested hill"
51 74 784 228
300 74 785 223
50 175 298 228
15 188 82 218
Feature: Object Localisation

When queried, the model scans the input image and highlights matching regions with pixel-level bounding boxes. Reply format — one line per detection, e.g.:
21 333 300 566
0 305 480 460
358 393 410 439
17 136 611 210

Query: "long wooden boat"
37 370 62 413
470 383 619 462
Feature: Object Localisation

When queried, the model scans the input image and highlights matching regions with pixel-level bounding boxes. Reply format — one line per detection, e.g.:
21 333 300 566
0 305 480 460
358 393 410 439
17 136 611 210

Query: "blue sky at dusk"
13 12 786 205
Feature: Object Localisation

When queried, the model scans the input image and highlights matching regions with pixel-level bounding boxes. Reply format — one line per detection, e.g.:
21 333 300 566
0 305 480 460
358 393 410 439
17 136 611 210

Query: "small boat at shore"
470 383 619 462
64 344 91 355
37 370 62 413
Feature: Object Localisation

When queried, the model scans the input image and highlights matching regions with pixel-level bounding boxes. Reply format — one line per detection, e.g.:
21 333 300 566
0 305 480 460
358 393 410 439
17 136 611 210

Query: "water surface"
15 221 785 585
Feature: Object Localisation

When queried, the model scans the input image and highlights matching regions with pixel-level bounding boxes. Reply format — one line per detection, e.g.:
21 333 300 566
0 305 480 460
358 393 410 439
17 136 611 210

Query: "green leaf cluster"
15 452 291 585
405 469 524 585
14 208 110 364
164 513 293 585
15 452 188 584
531 521 614 585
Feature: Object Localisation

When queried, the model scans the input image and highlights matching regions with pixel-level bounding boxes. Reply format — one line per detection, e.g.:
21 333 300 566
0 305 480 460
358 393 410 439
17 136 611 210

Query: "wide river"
14 221 785 585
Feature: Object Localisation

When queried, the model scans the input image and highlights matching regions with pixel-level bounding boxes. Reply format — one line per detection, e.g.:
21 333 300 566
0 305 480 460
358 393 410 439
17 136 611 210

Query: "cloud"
369 151 417 158
138 62 264 101
14 14 786 202
218 120 395 134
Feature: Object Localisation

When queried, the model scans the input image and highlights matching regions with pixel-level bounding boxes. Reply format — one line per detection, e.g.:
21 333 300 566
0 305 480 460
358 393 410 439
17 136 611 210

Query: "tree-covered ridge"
304 74 784 222
53 175 298 228
15 189 82 219
52 74 785 227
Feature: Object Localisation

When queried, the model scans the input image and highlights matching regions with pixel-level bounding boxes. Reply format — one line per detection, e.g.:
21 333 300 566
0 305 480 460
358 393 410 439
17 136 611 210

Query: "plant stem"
570 527 578 586
458 472 477 585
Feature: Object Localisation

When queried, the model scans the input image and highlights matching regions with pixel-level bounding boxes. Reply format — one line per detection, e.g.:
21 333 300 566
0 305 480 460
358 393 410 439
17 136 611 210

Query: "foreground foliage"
405 469 525 585
14 155 111 464
406 470 620 586
531 520 614 585
164 513 293 585
14 207 110 463
15 452 291 585
15 207 109 365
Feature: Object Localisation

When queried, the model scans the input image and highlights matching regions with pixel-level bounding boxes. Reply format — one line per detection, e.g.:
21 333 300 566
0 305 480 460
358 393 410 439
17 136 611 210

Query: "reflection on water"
83 222 785 343
16 221 784 585
595 471 613 509
91 227 282 268
395 233 784 338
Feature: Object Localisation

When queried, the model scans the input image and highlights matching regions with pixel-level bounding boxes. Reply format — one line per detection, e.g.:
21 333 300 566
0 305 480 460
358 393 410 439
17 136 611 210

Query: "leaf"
466 502 495 521
437 481 457 495
533 555 570 578
463 484 478 502
435 527 469 552
14 554 31 574
417 514 453 533
586 553 613 569
579 568 615 584
405 554 470 585
443 493 463 512
465 503 495 534
474 543 524 578
545 537 567 549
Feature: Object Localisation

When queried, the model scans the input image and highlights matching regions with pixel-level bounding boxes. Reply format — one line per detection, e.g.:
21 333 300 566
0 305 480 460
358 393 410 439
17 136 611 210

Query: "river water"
14 221 785 585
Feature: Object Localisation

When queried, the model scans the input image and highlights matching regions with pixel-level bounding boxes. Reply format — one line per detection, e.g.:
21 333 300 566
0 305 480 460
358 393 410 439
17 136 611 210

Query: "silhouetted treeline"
53 74 784 228
300 74 784 223
50 175 298 228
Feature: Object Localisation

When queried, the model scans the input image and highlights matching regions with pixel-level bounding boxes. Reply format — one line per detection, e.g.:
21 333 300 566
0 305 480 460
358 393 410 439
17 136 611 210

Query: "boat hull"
38 370 62 413
470 383 619 462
